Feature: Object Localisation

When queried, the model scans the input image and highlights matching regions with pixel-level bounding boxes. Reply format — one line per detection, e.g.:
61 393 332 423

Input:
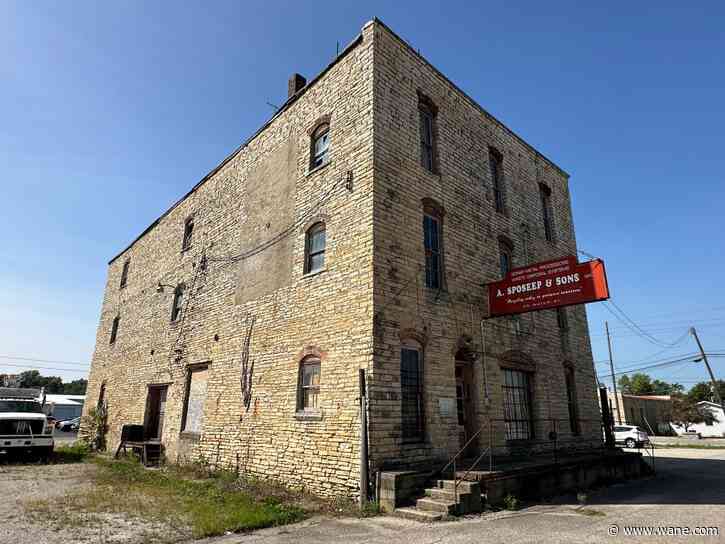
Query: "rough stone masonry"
83 18 602 499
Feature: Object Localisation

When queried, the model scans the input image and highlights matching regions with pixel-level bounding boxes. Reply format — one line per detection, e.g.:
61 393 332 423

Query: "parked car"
613 425 650 448
56 417 80 432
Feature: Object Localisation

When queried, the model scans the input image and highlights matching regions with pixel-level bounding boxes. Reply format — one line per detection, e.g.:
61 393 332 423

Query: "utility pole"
690 327 724 411
606 321 622 424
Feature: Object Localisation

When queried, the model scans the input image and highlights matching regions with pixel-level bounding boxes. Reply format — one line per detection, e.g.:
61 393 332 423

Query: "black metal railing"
434 416 655 503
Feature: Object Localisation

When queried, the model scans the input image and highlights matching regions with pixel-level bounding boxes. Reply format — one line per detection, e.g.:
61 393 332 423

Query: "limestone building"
84 19 602 499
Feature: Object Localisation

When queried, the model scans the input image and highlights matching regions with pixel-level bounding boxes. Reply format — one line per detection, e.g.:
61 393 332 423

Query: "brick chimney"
288 73 306 98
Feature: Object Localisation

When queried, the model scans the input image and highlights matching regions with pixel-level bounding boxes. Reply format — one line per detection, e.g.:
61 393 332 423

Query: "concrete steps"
392 479 482 522
393 506 445 522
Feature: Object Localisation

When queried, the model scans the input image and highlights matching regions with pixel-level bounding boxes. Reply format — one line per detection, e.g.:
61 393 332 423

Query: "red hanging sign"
488 256 609 317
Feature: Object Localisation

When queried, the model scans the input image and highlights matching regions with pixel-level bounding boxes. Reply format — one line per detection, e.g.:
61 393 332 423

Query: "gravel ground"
0 461 177 544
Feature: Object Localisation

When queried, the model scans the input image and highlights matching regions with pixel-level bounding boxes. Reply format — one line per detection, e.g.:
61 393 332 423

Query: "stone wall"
84 23 376 498
368 21 602 471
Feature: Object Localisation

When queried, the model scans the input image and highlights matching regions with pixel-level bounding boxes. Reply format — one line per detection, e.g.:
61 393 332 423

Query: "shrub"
503 494 520 511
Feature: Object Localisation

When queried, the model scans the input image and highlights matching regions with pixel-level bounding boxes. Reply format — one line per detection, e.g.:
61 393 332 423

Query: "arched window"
422 199 445 290
97 382 106 407
489 147 505 213
297 356 321 411
311 123 330 169
539 183 554 242
304 222 326 273
119 259 130 289
564 363 580 435
498 237 514 278
418 92 438 173
401 339 424 441
171 284 185 322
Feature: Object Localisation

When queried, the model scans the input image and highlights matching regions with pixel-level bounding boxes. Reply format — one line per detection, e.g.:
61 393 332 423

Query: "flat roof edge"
371 17 570 179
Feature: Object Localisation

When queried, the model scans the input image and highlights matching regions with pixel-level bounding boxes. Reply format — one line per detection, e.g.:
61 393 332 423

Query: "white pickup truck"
0 387 54 459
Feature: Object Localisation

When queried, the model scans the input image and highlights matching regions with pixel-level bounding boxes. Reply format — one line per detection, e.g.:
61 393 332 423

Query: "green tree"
618 373 682 396
17 370 77 394
671 393 708 432
618 373 654 395
687 380 725 404
62 379 88 395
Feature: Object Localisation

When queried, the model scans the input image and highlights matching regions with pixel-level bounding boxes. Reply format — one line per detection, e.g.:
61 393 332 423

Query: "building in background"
608 392 672 435
1 374 21 388
671 401 725 438
84 19 602 498
44 394 86 421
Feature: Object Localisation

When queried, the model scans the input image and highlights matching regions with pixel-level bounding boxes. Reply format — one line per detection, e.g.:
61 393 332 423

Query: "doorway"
455 362 477 456
144 385 168 442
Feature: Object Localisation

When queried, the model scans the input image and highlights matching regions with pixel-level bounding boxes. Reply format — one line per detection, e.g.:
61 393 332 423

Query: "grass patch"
573 507 606 517
52 442 92 463
27 456 308 540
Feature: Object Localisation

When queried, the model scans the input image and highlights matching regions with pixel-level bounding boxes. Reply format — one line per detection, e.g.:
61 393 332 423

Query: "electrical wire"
0 355 89 368
0 361 89 374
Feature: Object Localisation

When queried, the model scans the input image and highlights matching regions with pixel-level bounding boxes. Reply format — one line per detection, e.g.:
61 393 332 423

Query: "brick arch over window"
306 113 332 136
295 345 327 363
399 328 428 348
454 334 478 362
498 350 536 373
497 234 514 250
300 213 331 235
421 197 446 218
416 90 439 115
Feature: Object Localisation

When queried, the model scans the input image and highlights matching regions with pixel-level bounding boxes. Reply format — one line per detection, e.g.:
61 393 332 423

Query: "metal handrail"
437 420 491 476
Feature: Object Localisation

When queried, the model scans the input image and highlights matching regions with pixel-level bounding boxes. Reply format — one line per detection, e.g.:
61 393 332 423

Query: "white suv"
613 425 650 448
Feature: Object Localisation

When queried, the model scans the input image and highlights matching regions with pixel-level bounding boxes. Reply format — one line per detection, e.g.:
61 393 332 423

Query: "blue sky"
1 1 724 389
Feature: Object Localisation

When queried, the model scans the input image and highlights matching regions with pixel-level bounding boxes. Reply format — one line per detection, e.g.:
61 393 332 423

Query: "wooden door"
144 385 168 441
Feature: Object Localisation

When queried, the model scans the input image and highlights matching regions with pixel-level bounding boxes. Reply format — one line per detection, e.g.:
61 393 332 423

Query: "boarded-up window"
182 365 209 434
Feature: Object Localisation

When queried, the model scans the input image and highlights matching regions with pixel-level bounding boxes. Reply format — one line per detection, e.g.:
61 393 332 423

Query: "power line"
589 317 725 337
596 352 719 379
0 361 89 374
603 301 687 348
0 355 89 368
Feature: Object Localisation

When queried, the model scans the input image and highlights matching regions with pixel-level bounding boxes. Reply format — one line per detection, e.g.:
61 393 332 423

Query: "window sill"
179 431 201 441
401 438 426 446
307 160 332 177
301 267 327 280
295 410 323 421
418 165 442 179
